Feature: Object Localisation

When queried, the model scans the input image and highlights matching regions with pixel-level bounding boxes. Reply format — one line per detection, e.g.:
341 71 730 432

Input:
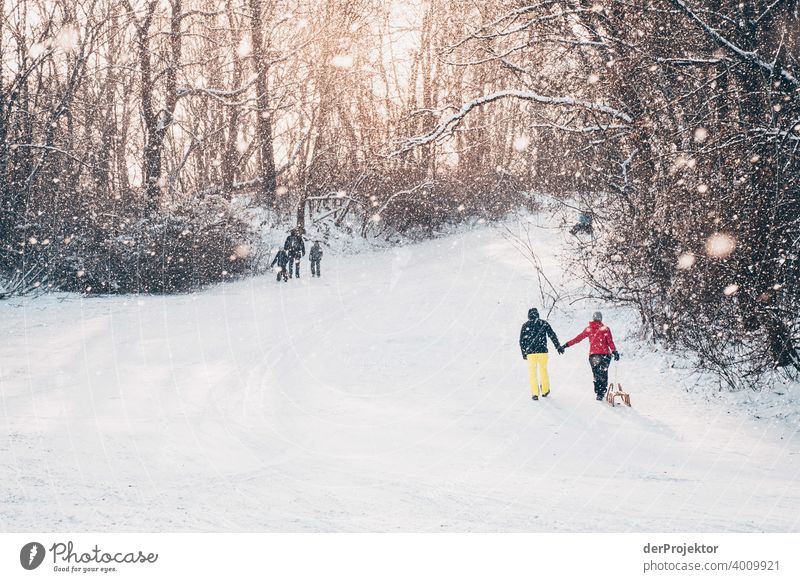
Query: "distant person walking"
309 241 323 277
519 308 563 400
284 228 305 278
270 248 290 282
569 211 594 235
563 311 620 400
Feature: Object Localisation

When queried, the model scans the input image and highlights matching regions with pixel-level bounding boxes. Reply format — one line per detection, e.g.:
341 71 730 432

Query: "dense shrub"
1 197 259 295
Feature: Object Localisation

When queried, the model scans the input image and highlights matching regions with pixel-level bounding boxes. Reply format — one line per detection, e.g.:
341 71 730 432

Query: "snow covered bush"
1 197 259 295
556 2 800 390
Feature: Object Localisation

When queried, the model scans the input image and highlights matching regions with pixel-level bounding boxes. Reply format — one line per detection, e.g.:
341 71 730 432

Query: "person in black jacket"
270 248 290 282
519 308 563 400
284 228 306 278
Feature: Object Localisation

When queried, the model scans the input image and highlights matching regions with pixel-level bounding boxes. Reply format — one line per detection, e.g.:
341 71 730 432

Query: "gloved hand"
557 346 565 354
613 351 620 361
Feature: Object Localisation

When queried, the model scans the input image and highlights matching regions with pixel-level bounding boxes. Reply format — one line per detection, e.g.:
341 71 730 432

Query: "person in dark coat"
569 211 593 235
563 311 620 400
270 248 290 282
309 241 323 277
519 308 563 400
284 228 306 278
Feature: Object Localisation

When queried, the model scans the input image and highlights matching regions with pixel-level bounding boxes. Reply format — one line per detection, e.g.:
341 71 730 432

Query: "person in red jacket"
563 311 620 400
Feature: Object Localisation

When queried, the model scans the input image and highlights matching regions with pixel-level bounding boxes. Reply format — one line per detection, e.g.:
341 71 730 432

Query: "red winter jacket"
566 320 617 355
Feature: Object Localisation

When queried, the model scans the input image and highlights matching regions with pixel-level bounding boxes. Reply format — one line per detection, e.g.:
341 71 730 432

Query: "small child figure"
270 248 290 282
309 241 323 277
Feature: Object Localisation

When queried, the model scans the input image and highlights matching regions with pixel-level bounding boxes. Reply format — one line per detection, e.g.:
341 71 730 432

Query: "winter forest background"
1 0 798 393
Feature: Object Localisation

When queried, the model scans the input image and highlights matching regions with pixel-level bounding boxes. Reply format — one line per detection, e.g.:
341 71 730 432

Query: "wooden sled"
606 383 631 407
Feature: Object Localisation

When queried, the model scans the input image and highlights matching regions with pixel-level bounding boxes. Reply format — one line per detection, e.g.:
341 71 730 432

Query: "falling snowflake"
30 43 46 59
55 24 80 53
705 233 736 258
693 127 708 143
331 55 354 69
513 135 531 151
237 37 252 58
677 253 696 269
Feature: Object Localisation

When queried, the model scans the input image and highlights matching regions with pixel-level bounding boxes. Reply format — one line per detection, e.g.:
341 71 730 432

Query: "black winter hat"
528 308 539 320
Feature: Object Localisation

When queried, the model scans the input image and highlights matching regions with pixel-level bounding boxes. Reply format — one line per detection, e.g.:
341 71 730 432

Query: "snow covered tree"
396 0 799 388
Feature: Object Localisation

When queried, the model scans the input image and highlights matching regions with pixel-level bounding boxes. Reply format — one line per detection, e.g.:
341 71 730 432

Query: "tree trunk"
249 0 276 206
138 0 182 214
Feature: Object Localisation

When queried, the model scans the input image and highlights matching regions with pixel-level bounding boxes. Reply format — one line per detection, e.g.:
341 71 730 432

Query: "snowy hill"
1 222 799 532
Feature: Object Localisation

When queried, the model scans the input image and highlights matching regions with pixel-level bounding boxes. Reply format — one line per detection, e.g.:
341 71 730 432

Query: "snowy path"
1 224 799 532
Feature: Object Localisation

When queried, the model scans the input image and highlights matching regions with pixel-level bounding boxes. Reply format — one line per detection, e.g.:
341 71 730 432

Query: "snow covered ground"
1 220 799 532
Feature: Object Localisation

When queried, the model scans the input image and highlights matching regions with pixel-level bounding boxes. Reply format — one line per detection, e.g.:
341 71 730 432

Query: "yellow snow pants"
526 353 550 396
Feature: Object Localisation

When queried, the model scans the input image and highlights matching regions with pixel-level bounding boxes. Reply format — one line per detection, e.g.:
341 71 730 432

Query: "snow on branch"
443 43 530 67
391 90 632 156
528 122 629 133
446 1 559 51
8 143 96 169
753 0 783 25
176 75 258 104
192 135 305 198
194 177 264 198
655 56 730 66
374 181 434 218
671 0 799 87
